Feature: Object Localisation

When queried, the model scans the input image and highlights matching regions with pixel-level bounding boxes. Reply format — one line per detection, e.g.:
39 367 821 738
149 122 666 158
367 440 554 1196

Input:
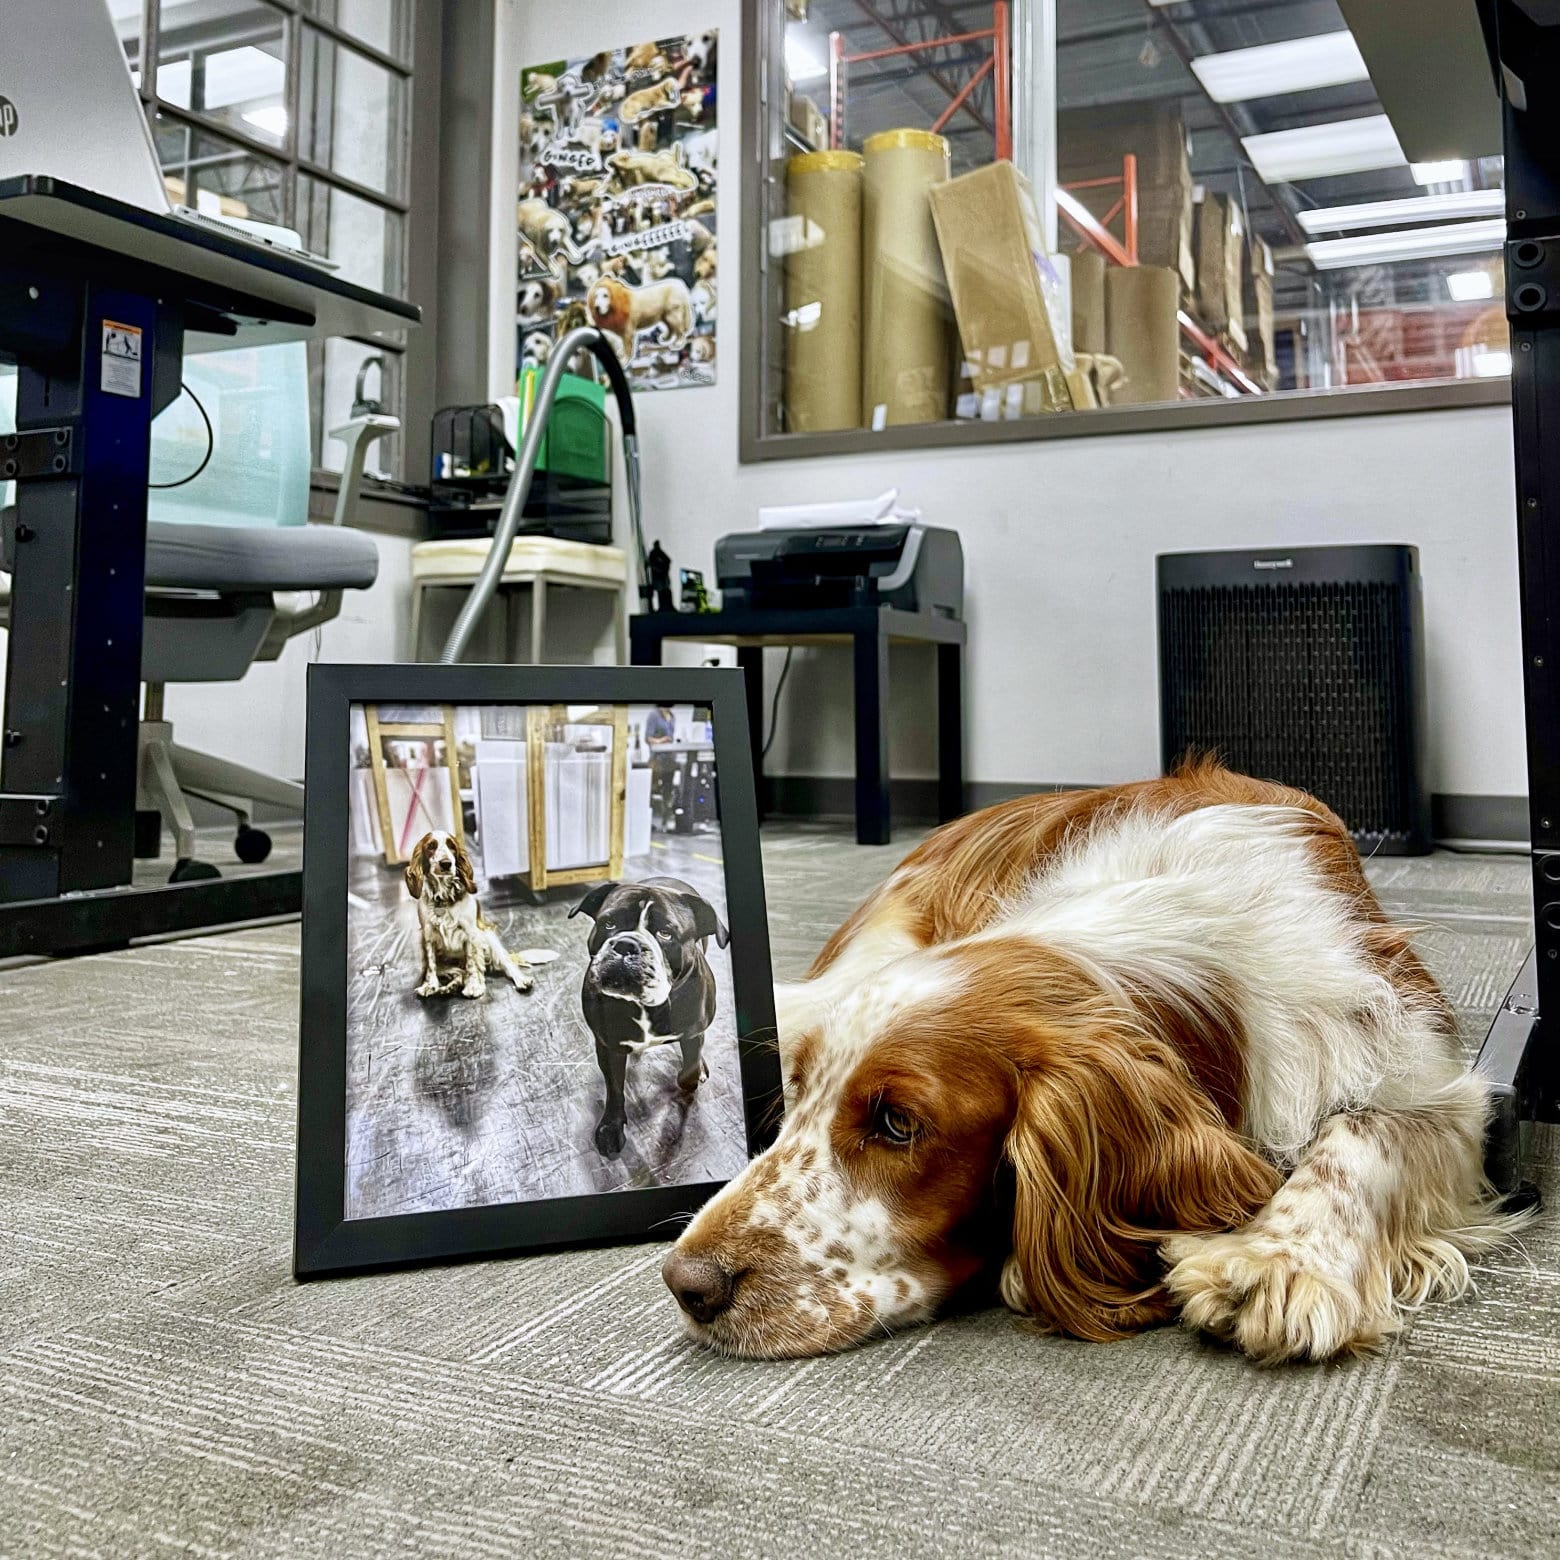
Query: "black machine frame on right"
1472 0 1560 1195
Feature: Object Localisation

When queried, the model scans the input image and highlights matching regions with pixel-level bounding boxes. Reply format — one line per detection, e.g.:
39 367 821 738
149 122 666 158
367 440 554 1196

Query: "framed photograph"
294 664 780 1278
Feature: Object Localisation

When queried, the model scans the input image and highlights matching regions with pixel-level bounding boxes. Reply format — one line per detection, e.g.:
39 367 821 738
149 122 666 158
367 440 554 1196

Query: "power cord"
148 382 214 489
761 647 794 759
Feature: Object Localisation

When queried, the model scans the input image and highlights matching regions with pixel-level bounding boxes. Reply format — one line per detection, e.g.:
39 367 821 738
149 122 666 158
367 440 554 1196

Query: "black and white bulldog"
570 876 730 1157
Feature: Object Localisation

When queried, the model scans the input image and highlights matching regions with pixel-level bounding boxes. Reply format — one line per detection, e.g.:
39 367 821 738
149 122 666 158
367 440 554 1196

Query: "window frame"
129 0 417 483
738 0 1512 465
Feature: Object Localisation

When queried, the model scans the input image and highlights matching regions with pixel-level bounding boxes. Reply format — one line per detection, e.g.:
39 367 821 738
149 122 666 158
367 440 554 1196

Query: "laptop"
0 0 337 271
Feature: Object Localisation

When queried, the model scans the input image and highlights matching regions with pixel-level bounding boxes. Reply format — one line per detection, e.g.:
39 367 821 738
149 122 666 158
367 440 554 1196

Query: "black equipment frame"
1473 1 1560 1189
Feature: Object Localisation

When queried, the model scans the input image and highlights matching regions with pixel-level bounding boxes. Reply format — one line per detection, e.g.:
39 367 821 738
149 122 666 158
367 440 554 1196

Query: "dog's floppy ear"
1001 1025 1280 1343
569 881 619 920
404 834 433 900
454 838 479 897
678 889 729 949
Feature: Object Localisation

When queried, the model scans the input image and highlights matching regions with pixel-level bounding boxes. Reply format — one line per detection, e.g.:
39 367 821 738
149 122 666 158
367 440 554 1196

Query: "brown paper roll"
862 129 952 427
1106 264 1180 405
1070 248 1106 356
784 151 864 433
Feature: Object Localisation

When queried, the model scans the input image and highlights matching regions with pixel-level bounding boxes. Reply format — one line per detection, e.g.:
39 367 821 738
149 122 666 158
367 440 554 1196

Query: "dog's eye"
874 1102 917 1146
656 927 672 941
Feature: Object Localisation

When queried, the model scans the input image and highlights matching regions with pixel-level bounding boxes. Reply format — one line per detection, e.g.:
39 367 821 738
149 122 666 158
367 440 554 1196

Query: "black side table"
630 605 967 845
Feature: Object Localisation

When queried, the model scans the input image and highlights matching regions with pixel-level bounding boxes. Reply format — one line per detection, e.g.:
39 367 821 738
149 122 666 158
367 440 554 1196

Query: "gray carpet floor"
1 823 1557 1559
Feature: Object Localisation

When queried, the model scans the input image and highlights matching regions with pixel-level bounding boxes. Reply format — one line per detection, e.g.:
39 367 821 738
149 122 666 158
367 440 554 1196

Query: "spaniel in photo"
405 831 554 999
664 762 1524 1364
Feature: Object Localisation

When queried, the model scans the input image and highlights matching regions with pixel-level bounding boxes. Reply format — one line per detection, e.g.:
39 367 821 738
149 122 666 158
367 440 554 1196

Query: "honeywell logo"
1253 557 1294 570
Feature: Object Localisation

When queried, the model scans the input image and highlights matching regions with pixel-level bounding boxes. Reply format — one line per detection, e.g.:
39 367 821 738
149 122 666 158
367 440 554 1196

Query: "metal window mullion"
148 99 291 163
298 12 412 78
296 156 412 215
141 0 160 101
282 4 301 166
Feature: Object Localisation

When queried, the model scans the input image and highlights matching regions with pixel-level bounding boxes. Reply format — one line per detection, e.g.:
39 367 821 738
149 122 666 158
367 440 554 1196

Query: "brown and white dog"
664 763 1522 1364
587 276 693 362
404 831 555 1000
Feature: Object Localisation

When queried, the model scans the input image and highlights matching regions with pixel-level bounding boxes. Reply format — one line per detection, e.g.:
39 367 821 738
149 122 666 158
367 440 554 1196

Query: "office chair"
1 335 396 883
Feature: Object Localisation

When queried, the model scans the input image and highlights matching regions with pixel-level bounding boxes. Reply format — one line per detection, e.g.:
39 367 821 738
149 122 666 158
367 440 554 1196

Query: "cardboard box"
927 160 1077 412
1245 235 1277 388
1058 104 1194 288
1058 103 1190 188
1195 191 1247 350
787 91 826 151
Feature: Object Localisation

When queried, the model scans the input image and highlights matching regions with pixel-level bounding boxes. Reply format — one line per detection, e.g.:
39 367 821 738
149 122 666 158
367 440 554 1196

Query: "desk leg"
629 624 661 666
937 641 965 822
854 628 891 845
736 647 766 820
530 577 548 664
0 284 169 901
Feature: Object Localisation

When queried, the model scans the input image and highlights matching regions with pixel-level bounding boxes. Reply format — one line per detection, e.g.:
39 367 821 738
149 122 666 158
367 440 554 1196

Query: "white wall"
500 0 1526 798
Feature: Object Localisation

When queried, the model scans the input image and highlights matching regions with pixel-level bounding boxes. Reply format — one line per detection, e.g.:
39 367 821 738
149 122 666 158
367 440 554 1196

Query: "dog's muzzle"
594 933 659 998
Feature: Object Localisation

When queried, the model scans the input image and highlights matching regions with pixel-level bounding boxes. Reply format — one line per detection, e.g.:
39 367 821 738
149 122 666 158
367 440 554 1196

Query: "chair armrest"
325 413 400 529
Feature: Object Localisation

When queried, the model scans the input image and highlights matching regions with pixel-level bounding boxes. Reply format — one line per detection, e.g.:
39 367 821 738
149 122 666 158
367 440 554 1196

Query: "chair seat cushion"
146 520 379 592
411 536 627 585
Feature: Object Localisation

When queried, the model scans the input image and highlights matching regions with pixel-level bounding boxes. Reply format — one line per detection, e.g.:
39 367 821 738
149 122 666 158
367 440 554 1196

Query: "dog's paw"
508 971 535 993
1163 1232 1394 1364
416 980 441 999
460 979 486 999
595 1118 626 1157
676 1060 709 1095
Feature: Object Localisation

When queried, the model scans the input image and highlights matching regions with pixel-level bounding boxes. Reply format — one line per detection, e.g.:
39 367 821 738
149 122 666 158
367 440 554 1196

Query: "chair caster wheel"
170 858 221 883
235 825 272 864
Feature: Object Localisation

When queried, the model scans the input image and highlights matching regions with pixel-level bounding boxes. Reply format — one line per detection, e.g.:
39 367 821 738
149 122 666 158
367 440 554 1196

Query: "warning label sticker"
101 320 143 398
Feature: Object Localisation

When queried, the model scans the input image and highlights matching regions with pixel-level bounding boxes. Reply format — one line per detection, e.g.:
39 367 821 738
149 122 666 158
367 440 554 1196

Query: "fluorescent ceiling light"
1412 159 1469 185
1305 218 1506 269
785 33 827 83
1297 189 1505 232
241 105 289 138
1191 32 1367 104
1446 269 1495 301
1243 114 1405 183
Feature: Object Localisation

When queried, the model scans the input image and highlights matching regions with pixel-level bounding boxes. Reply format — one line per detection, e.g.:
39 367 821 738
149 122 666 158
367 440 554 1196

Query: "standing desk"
0 175 420 957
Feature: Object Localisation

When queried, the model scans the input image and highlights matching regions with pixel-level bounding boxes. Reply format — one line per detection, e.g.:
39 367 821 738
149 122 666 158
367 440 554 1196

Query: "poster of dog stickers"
520 34 718 392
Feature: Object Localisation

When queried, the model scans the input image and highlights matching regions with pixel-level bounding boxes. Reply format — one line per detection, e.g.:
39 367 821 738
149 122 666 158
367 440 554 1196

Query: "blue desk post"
0 281 172 901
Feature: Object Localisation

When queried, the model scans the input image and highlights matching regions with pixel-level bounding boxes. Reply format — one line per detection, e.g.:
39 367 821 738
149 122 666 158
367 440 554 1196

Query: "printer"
714 524 964 617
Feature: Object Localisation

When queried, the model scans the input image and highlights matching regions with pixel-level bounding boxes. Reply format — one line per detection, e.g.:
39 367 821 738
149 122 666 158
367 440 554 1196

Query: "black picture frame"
294 663 781 1279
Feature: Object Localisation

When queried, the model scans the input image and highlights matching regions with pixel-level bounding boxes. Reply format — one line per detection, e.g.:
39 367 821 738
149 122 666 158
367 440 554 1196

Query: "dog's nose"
609 933 642 957
662 1249 734 1324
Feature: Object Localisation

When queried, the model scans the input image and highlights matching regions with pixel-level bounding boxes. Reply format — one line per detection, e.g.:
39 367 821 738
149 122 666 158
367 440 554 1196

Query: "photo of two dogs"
403 829 727 1159
341 700 747 1219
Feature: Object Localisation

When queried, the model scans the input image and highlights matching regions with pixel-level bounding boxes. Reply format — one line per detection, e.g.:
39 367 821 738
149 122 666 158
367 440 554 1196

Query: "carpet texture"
1 825 1556 1559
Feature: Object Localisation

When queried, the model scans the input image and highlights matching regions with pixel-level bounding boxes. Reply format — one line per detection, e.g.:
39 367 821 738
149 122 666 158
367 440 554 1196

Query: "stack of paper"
757 488 921 531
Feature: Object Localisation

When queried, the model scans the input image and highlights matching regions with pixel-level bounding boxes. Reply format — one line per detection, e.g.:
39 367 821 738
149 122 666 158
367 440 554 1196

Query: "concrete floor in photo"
343 829 747 1219
0 819 1557 1559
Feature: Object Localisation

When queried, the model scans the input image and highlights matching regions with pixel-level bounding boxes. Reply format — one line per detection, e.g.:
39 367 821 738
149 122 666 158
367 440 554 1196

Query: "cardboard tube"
1106 264 1179 405
862 129 952 427
1070 249 1106 356
784 150 863 433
